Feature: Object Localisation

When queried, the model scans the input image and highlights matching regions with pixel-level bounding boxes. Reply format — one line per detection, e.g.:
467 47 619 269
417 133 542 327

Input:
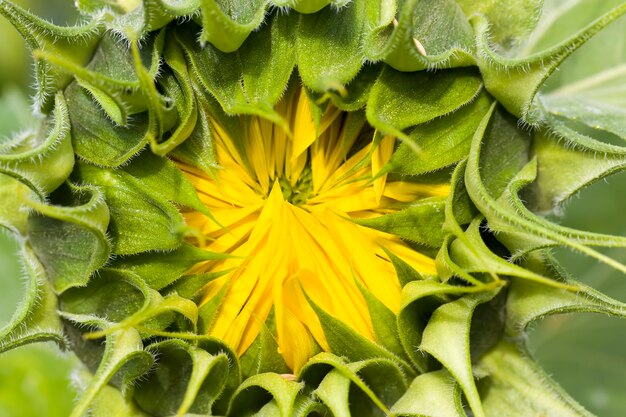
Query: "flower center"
277 165 313 205
177 88 449 371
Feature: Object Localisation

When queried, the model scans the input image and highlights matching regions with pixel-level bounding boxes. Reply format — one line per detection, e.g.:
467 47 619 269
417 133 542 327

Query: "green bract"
1 0 626 416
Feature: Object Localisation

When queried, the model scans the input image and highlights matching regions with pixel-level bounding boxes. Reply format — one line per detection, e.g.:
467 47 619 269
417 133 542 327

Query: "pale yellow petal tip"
175 88 446 370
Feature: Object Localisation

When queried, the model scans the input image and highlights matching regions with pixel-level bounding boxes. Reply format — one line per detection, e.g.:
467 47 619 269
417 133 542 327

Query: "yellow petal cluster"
179 88 448 371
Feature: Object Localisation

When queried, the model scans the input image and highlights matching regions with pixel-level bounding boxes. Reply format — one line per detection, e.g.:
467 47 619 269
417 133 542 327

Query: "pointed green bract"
27 183 110 293
353 196 447 247
300 353 407 416
478 340 593 417
67 327 155 417
0 93 74 198
366 66 483 140
135 340 230 416
474 2 626 122
390 370 465 417
0 245 66 353
0 1 102 111
239 313 291 378
420 290 500 417
296 1 365 93
383 91 493 176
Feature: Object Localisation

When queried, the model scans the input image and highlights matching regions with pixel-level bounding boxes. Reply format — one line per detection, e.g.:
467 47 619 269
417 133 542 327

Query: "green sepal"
135 339 231 417
470 105 531 198
0 174 35 233
443 159 478 232
76 77 130 127
363 0 476 72
39 30 165 124
193 336 243 415
315 64 382 112
240 310 291 379
0 244 66 353
530 127 626 212
25 182 110 293
60 266 195 340
474 3 626 121
72 366 149 417
0 0 101 111
384 91 493 176
280 0 351 14
492 156 626 262
114 292 199 337
535 6 626 140
109 243 229 290
43 31 166 132
67 282 199 344
291 394 329 417
456 0 542 48
299 352 407 417
199 0 268 53
404 0 475 66
386 249 426 286
355 280 408 362
71 30 163 92
165 270 230 301
230 9 296 120
75 161 186 255
65 82 150 167
353 196 447 247
124 333 241 416
296 0 365 93
0 92 74 198
197 284 230 334
469 288 507 361
59 268 150 324
155 0 202 16
308 295 415 376
149 38 198 155
506 252 626 339
540 98 626 142
178 11 296 126
439 217 568 289
169 95 220 174
228 372 303 417
366 67 483 142
130 40 179 166
67 326 154 417
398 279 484 371
466 104 626 275
390 369 465 417
420 289 501 417
83 0 177 37
477 340 593 417
436 234 477 285
119 151 212 216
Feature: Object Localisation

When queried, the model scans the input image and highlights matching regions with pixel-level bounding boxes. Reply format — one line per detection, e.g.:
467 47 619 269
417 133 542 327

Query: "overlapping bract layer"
0 0 625 416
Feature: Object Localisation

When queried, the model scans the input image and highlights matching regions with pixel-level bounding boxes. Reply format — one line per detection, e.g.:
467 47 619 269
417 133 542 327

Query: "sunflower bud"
1 1 626 416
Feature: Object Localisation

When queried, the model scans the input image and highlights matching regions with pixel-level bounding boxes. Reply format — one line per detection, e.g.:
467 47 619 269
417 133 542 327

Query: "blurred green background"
1 1 625 416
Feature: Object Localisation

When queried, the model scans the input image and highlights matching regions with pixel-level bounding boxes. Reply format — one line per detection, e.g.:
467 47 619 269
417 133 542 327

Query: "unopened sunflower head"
1 1 626 416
